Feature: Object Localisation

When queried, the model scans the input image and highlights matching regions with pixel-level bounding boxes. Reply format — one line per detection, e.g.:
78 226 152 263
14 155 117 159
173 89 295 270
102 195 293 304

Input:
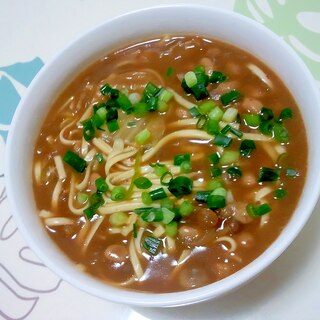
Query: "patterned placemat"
1 1 319 319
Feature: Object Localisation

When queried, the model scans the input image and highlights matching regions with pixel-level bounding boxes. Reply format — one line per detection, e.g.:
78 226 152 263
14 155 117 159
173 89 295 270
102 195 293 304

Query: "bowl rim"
5 4 320 307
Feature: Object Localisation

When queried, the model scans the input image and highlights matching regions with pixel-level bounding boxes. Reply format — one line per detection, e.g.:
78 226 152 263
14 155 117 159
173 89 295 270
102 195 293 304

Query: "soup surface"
33 35 307 293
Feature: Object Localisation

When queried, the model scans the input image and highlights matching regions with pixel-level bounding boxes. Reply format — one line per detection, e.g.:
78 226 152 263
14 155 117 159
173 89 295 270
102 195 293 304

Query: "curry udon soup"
33 35 306 293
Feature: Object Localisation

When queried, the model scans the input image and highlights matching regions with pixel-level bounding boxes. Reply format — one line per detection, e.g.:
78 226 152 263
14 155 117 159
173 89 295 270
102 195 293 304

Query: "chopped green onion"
133 223 137 238
207 194 226 209
144 82 160 99
278 108 293 122
211 187 227 198
196 115 207 129
96 152 105 163
259 107 274 121
160 198 174 209
63 150 87 173
111 186 127 201
100 84 119 98
208 152 220 165
206 179 223 191
220 89 241 106
149 187 167 201
95 177 109 193
240 139 256 158
135 128 151 145
166 66 174 77
158 89 173 103
180 160 192 173
160 171 173 186
150 163 168 177
210 71 227 83
246 203 271 217
258 167 280 182
134 102 149 115
165 221 178 237
184 71 198 88
273 123 289 143
77 192 88 204
82 119 95 141
107 119 119 133
227 166 242 178
127 121 137 127
259 120 274 136
179 201 194 217
244 114 260 128
194 190 211 202
83 191 104 219
106 107 118 122
213 133 232 148
286 167 299 178
143 236 161 256
189 106 201 118
168 176 193 197
161 208 175 224
206 119 220 135
219 150 239 165
211 167 223 177
157 100 169 112
208 107 224 122
109 212 128 226
117 93 133 114
222 107 238 123
274 188 287 199
141 191 153 205
198 100 216 115
174 154 191 166
133 177 152 189
220 124 243 138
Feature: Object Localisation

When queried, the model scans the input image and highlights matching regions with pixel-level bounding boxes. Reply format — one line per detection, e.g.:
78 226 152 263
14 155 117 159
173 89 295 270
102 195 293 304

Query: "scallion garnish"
174 154 191 166
96 152 105 163
286 167 299 178
278 108 293 122
149 187 167 201
213 133 232 148
210 71 227 83
95 177 109 193
273 123 289 143
111 186 127 201
100 84 119 98
179 201 194 217
258 167 280 182
165 221 178 237
168 176 193 197
207 194 226 209
206 119 220 135
194 190 211 203
83 191 104 219
189 106 201 118
107 119 119 133
133 223 137 238
63 150 87 173
150 163 168 177
274 188 287 199
208 152 220 165
133 177 152 189
246 203 272 217
135 128 151 145
180 160 192 173
196 115 208 129
240 139 256 158
220 89 241 106
259 107 274 121
227 166 242 178
143 236 161 256
166 66 174 77
160 171 173 186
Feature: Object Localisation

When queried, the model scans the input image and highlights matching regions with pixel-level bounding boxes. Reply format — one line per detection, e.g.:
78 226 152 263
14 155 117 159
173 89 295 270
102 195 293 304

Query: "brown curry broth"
33 36 307 293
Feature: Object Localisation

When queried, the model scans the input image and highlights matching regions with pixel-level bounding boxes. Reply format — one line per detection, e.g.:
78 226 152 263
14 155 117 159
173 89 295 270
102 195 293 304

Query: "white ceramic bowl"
5 5 320 307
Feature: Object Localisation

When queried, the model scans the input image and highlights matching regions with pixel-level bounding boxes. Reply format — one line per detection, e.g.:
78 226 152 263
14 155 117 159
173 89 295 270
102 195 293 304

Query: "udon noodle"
33 35 307 292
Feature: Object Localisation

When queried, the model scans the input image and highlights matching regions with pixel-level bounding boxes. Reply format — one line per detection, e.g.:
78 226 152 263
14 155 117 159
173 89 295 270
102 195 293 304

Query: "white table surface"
1 1 320 319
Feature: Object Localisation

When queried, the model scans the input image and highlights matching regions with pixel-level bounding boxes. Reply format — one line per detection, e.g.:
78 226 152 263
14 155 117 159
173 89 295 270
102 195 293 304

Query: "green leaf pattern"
234 0 320 87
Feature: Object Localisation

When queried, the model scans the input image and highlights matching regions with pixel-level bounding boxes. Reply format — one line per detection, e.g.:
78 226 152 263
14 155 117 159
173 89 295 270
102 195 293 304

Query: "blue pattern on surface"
0 58 44 140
